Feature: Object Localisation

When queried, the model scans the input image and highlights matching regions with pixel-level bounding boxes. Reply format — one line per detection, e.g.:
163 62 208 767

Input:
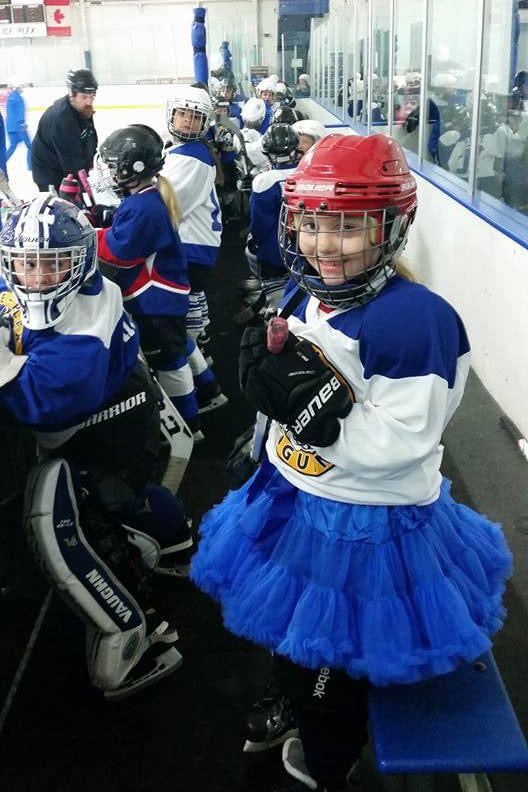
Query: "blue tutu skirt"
190 459 513 686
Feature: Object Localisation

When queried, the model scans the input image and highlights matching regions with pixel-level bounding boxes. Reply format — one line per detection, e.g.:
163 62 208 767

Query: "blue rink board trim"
313 98 528 252
368 651 528 774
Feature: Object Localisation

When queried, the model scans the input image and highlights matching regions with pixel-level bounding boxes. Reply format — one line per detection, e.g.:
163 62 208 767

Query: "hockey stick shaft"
77 168 96 207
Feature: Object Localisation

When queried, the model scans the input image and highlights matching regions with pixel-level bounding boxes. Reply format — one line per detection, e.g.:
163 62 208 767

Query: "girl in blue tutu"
190 134 512 792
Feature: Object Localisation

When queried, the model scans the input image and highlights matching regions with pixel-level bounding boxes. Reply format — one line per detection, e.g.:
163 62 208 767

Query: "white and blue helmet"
0 194 97 330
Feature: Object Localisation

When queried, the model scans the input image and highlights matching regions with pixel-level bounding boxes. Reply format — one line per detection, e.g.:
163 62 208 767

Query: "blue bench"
368 651 528 777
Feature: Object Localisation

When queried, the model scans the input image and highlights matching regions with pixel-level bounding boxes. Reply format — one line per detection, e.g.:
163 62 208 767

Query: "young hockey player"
240 98 270 177
162 84 228 413
190 134 513 791
255 78 275 134
95 124 205 439
210 74 242 128
210 80 244 224
236 123 300 323
0 194 189 699
292 119 328 156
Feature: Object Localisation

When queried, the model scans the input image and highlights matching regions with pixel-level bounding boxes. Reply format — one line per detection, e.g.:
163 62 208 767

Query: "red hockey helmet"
279 134 417 308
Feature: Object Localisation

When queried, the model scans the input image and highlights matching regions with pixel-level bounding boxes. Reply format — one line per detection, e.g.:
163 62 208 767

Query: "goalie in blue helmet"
0 193 191 700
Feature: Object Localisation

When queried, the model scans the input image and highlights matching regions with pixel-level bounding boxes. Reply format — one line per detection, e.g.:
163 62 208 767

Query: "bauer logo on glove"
289 373 344 439
239 327 354 447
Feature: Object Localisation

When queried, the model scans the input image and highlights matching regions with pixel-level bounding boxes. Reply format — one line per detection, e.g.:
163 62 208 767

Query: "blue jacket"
6 89 26 133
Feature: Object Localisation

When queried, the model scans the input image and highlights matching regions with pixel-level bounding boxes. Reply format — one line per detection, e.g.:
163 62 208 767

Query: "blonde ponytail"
156 175 182 228
395 257 417 282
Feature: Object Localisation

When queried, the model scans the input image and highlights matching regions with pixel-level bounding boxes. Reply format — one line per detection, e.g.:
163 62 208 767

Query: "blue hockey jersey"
162 141 222 269
229 102 242 127
259 104 273 135
97 186 190 316
249 164 297 271
267 277 471 505
0 272 139 445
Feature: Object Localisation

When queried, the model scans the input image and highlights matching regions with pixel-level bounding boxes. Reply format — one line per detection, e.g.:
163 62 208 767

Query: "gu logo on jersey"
85 569 133 623
290 375 342 436
0 291 24 354
276 428 333 477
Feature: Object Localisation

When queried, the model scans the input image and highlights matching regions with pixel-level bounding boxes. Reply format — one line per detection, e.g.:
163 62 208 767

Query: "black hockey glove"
239 327 353 447
215 126 235 152
86 204 116 229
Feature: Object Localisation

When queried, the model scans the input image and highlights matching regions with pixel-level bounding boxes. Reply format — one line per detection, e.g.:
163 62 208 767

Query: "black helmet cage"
262 123 299 165
282 88 296 108
278 203 411 309
272 106 299 126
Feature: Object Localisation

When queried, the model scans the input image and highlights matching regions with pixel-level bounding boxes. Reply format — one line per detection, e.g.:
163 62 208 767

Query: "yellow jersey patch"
276 428 334 477
0 291 24 355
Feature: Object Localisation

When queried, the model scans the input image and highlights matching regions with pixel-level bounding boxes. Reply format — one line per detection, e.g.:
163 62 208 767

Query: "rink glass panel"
424 0 480 183
309 0 528 240
392 0 425 156
477 0 528 219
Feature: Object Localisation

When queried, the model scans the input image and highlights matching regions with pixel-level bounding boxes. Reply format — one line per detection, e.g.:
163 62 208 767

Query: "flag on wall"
44 0 71 37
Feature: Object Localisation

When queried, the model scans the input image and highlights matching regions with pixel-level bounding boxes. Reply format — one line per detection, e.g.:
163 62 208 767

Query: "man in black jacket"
31 69 98 192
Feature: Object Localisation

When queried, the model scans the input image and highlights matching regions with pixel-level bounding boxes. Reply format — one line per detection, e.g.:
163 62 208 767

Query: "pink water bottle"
267 316 289 354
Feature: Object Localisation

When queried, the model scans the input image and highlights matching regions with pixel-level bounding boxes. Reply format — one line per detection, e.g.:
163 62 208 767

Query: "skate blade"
198 393 229 414
242 727 299 753
104 647 183 701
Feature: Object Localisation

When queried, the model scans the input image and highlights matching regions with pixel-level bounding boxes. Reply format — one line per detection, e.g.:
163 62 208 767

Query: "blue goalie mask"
0 194 97 330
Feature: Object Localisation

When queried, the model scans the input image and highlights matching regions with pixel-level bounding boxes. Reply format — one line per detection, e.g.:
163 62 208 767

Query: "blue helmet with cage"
0 194 97 330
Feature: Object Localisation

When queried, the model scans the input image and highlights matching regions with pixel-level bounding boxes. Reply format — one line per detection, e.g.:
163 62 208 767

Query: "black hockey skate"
243 685 298 753
234 291 267 325
239 276 262 294
196 380 229 414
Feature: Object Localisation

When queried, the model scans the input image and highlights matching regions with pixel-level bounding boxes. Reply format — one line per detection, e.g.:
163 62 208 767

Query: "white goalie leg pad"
24 459 181 695
24 458 145 638
123 485 193 579
156 379 194 494
122 525 161 571
124 524 193 577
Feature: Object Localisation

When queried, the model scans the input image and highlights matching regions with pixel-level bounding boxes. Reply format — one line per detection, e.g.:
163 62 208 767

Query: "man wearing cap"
31 68 98 192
